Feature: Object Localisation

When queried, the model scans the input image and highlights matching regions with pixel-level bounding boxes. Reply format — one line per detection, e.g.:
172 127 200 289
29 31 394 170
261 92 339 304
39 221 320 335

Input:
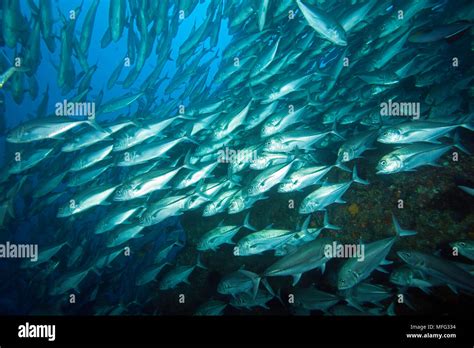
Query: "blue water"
1 0 231 163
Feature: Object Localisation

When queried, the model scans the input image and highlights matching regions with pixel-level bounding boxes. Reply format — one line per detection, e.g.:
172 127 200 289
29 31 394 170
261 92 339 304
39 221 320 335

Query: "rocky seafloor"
144 132 474 316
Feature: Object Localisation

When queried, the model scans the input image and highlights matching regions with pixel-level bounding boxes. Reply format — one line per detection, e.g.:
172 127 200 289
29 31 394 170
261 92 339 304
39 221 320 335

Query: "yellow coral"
348 203 359 216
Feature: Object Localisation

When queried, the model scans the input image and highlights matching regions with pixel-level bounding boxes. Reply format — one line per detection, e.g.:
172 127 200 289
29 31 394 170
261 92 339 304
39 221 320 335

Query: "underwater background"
0 0 473 315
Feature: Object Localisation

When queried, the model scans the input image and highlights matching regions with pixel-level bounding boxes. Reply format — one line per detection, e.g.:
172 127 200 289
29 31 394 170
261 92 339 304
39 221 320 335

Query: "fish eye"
459 242 465 247
381 160 386 165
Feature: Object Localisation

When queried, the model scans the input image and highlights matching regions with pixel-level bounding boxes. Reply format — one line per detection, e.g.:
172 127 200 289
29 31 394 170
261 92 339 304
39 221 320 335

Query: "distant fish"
409 22 472 43
296 0 347 46
398 250 474 294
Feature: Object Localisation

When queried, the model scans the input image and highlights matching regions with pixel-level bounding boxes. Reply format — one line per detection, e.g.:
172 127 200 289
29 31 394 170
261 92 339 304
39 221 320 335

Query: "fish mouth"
337 284 352 291
396 251 410 263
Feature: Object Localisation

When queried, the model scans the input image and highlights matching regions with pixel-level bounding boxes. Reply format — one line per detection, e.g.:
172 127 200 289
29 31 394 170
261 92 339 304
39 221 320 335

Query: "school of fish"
0 0 473 315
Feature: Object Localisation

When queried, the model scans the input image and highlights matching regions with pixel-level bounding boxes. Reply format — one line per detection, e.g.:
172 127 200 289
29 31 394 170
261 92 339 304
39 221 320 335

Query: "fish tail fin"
387 301 396 316
392 214 417 237
275 287 285 306
453 132 470 155
299 215 311 235
183 150 199 171
86 119 111 134
193 179 212 201
459 113 474 131
334 162 351 172
305 89 317 106
346 298 364 312
352 165 369 185
228 174 243 188
226 165 242 188
323 210 341 230
460 123 474 132
331 121 345 140
196 253 207 270
252 277 261 300
170 154 182 168
288 146 305 161
182 135 199 145
261 278 275 297
243 212 256 231
248 85 259 100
